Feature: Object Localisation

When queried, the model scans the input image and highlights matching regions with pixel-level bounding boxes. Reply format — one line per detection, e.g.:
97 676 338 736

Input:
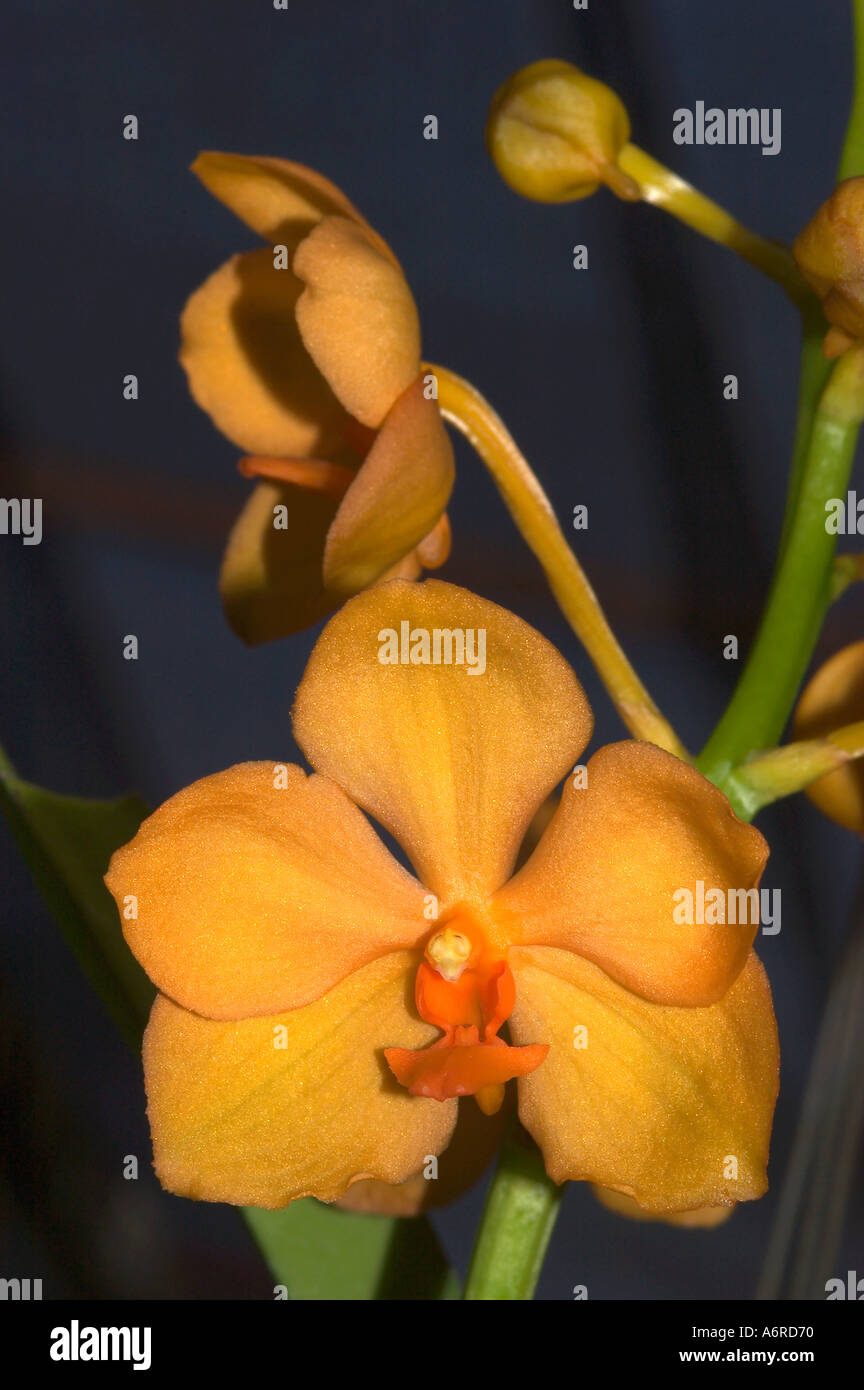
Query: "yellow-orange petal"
294 216 421 428
323 377 455 594
143 953 456 1208
219 479 341 644
592 1185 734 1227
494 741 768 1007
793 640 864 832
180 248 348 458
191 152 391 256
292 579 593 904
336 1087 512 1215
106 763 429 1021
509 946 778 1211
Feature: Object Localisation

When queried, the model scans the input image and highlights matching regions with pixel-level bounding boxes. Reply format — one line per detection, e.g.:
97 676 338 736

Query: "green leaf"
245 1202 459 1301
0 748 153 1045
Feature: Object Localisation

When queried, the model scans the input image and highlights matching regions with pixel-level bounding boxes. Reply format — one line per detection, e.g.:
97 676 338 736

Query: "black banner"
3 1299 860 1373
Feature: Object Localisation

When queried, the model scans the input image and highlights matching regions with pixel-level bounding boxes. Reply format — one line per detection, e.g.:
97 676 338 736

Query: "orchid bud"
486 59 639 204
793 178 864 358
793 641 864 833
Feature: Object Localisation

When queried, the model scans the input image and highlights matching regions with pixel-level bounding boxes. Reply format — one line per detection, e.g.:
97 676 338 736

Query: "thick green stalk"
838 0 864 180
698 0 864 798
701 0 864 799
463 1126 563 1300
777 311 833 559
789 0 864 522
464 8 864 1298
699 348 864 801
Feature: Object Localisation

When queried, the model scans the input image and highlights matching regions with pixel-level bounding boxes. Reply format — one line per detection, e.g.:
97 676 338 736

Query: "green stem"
700 0 864 806
464 7 864 1298
778 309 833 559
699 347 864 806
838 0 864 180
463 1126 563 1300
616 144 808 305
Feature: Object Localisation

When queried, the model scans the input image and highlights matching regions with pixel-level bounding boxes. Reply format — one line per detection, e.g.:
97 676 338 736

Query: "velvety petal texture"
294 216 421 428
106 763 429 1020
337 1088 512 1216
323 377 455 594
180 248 348 458
292 579 593 904
144 953 456 1207
495 742 768 1007
509 947 778 1211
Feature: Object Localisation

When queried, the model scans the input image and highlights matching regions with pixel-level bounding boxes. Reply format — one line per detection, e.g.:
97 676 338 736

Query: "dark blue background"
1 0 862 1299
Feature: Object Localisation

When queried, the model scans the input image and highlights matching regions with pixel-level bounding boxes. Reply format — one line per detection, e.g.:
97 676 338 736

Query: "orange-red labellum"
385 905 548 1110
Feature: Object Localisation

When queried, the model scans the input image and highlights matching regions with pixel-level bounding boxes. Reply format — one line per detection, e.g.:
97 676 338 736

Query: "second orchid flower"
181 152 454 642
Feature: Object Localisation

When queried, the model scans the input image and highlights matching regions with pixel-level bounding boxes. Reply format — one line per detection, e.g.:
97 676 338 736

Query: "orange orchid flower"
105 580 778 1214
180 152 454 642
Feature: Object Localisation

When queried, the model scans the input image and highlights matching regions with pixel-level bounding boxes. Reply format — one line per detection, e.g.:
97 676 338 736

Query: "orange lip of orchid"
385 904 548 1114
